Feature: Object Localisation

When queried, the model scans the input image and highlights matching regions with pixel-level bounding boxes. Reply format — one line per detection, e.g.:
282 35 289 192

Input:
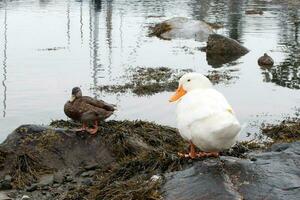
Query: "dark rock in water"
206 34 249 56
149 17 214 42
162 142 300 200
245 10 263 15
258 53 274 67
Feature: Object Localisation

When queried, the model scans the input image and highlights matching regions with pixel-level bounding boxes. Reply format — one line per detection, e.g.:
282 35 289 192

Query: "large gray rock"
205 34 249 67
162 142 300 200
150 17 214 42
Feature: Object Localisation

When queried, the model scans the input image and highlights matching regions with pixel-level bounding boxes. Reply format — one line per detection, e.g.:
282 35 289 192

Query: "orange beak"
169 85 187 102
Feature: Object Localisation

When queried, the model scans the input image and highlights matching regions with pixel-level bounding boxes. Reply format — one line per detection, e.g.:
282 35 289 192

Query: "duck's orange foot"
197 152 219 158
178 152 197 159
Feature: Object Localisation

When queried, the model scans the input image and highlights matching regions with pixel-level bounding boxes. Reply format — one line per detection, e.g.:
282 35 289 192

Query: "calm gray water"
0 0 299 141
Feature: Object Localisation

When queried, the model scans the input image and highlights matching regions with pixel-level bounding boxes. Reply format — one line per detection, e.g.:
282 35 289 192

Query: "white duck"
169 73 241 158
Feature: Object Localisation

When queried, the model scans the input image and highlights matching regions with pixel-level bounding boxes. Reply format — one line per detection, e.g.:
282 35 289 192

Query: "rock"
0 180 12 190
258 53 274 67
82 178 93 186
65 175 73 183
206 34 249 56
4 175 12 182
84 163 100 171
149 17 214 42
26 184 38 192
245 10 263 15
0 124 115 188
53 172 64 184
21 195 30 200
150 175 161 182
206 34 249 66
81 171 95 177
0 191 12 200
162 142 300 200
38 174 54 187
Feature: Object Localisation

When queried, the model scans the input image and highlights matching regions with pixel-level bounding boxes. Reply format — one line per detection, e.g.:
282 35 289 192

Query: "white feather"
176 88 241 152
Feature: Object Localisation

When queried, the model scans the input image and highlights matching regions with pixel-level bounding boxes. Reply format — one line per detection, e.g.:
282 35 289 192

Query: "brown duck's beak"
169 85 187 102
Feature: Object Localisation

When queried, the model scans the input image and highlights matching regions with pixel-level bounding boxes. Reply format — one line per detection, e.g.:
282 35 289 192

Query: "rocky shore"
0 120 299 200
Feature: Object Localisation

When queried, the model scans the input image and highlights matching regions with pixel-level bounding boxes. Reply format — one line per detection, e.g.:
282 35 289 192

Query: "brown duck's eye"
187 79 191 82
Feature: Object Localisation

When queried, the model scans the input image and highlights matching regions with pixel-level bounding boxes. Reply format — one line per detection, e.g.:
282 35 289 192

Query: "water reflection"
262 2 300 89
2 1 7 118
67 0 71 46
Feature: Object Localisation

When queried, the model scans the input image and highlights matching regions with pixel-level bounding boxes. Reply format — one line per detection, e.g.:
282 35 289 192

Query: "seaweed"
95 67 235 96
261 120 300 142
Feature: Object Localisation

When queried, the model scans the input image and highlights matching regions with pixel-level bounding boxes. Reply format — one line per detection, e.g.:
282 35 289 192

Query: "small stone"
21 195 30 200
38 174 54 187
250 157 257 161
150 175 161 182
81 171 95 177
84 163 99 171
4 175 12 182
0 191 12 200
53 172 64 184
52 183 60 188
68 185 76 191
0 180 12 190
65 175 73 182
26 184 38 192
82 178 93 186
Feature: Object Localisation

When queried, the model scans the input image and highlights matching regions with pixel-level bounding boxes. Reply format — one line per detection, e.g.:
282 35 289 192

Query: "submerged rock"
206 34 249 56
245 9 264 15
149 17 214 41
162 142 300 200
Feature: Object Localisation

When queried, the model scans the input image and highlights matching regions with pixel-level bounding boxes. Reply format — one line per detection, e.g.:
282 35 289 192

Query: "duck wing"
81 96 115 111
177 89 234 128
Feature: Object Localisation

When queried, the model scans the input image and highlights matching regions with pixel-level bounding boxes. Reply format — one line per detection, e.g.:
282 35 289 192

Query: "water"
0 0 299 141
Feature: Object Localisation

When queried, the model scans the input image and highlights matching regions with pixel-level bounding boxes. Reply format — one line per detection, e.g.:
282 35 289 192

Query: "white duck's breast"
176 89 241 150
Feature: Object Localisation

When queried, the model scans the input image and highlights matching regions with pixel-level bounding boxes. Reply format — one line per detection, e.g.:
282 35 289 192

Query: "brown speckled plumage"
64 88 115 124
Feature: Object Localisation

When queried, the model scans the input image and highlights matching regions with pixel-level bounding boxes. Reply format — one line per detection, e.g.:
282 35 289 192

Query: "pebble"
26 184 38 192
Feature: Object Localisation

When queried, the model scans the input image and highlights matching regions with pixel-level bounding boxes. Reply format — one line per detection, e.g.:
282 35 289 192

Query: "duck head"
70 87 82 102
169 73 212 102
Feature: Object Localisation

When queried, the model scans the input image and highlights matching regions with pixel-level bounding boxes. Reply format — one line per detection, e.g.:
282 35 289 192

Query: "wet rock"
0 191 12 200
26 184 38 192
53 172 64 184
82 178 93 186
21 195 30 200
37 174 54 187
65 175 73 183
245 10 263 15
0 178 12 190
0 124 115 188
84 163 100 171
80 171 95 177
149 17 214 41
4 175 12 182
206 34 249 57
162 142 300 200
258 53 274 67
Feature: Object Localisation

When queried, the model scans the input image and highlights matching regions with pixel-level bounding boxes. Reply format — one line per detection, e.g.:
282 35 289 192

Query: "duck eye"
187 79 191 82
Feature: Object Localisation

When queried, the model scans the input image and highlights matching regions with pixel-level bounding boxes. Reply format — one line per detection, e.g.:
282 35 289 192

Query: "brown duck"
258 53 274 67
64 87 115 134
